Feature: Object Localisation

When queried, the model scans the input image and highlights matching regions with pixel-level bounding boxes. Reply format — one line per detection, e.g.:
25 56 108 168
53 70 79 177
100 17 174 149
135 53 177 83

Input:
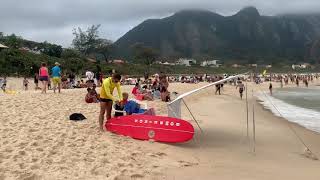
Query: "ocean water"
256 87 320 133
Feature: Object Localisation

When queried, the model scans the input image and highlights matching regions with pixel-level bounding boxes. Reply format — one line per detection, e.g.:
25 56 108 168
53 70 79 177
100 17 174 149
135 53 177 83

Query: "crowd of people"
1 63 320 132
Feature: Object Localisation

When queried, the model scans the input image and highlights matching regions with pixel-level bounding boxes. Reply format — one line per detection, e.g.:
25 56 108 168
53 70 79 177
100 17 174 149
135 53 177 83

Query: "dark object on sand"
69 113 87 121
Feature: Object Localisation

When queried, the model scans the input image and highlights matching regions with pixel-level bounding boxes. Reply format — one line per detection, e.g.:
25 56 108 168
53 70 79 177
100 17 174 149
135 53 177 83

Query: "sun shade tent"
167 73 247 119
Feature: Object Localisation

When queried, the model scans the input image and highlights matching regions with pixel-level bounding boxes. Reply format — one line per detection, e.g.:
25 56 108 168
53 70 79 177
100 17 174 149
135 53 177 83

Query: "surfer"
236 80 245 99
99 73 123 131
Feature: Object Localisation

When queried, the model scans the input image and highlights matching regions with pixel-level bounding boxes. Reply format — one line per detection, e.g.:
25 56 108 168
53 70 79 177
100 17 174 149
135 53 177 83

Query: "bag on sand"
69 113 86 121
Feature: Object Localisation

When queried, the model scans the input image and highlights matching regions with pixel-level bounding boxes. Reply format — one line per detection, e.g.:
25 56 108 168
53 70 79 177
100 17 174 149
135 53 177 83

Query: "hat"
55 62 60 66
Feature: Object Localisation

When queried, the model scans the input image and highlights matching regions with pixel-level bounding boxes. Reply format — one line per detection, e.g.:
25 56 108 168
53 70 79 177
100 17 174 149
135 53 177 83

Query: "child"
23 77 29 91
48 78 52 90
85 86 99 103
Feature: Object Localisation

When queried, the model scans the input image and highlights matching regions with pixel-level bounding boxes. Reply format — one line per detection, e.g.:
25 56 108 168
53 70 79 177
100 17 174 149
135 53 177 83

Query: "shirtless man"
236 80 245 99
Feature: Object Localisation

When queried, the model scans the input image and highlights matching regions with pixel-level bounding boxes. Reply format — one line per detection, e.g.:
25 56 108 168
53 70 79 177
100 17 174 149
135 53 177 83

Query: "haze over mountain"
114 7 320 64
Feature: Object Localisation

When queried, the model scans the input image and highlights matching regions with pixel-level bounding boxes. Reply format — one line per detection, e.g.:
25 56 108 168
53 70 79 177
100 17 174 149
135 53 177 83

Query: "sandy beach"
1 78 320 180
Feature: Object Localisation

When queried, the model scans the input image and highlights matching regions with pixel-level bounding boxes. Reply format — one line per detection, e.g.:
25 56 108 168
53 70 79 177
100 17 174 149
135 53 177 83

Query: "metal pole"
246 81 249 139
182 99 203 133
252 90 256 153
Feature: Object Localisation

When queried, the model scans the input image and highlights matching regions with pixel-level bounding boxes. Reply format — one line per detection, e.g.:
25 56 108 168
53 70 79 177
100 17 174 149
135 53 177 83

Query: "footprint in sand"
178 160 199 167
130 174 144 179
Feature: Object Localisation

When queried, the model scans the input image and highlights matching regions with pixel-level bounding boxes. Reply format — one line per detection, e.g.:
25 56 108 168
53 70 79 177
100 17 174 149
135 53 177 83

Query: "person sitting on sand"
114 92 155 116
132 83 153 101
23 77 29 91
99 73 123 131
75 81 81 88
85 84 99 103
80 80 87 88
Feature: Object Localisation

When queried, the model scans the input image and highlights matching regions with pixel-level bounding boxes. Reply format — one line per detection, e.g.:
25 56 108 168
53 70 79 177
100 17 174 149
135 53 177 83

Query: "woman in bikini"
39 63 49 94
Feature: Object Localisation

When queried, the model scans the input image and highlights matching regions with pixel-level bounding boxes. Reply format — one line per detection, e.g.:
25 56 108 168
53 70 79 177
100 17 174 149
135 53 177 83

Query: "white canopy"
168 73 247 119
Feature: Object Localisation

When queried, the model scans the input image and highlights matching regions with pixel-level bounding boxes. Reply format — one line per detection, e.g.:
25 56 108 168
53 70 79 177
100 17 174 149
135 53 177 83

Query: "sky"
0 0 319 47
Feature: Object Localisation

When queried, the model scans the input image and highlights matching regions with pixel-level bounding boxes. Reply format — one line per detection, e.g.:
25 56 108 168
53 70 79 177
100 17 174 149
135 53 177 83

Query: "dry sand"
0 78 320 180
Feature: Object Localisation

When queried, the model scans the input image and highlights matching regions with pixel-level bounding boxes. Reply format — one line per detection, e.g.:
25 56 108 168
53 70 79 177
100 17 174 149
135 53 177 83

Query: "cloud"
0 0 319 47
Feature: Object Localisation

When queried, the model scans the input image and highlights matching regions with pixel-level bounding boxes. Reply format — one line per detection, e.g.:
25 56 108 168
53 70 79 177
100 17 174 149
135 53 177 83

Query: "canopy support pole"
182 99 203 133
246 81 249 139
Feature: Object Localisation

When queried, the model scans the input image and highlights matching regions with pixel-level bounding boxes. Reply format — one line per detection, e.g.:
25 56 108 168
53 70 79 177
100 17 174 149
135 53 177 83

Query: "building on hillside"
201 60 221 67
0 43 8 50
231 64 243 68
176 58 197 66
292 63 311 70
160 62 175 66
266 65 272 68
87 58 97 63
109 60 126 64
19 47 41 54
248 64 258 67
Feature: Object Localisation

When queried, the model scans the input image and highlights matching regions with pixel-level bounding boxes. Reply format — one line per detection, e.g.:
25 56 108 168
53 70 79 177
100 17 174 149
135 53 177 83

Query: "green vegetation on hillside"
114 7 320 64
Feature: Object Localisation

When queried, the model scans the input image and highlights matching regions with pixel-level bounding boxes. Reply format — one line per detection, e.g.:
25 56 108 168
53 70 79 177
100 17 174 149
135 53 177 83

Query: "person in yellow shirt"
99 73 123 131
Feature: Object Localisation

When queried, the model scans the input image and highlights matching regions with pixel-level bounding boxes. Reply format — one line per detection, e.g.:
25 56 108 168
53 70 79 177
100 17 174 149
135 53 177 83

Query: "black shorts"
100 98 112 103
39 76 48 81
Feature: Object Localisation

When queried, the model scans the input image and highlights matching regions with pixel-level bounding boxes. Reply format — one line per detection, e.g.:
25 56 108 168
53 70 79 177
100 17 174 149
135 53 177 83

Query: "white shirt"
85 71 94 80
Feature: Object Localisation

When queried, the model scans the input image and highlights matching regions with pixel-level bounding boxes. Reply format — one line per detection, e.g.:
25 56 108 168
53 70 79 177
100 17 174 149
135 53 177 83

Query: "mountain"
114 7 320 64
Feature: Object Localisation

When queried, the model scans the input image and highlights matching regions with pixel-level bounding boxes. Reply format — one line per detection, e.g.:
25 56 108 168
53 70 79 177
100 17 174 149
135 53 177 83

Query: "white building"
292 63 310 70
176 58 197 66
201 60 221 67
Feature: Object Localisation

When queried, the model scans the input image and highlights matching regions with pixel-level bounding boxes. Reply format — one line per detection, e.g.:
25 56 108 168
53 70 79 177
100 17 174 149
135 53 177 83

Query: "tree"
132 43 158 66
96 38 114 62
72 25 101 55
132 43 159 78
39 41 63 58
61 48 81 59
5 34 22 49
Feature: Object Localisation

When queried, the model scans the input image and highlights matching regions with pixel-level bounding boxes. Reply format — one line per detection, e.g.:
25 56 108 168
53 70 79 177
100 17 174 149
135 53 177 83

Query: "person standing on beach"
23 77 29 91
236 81 245 99
99 73 123 131
303 77 309 87
39 63 49 94
269 82 273 95
34 73 39 90
51 62 62 93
